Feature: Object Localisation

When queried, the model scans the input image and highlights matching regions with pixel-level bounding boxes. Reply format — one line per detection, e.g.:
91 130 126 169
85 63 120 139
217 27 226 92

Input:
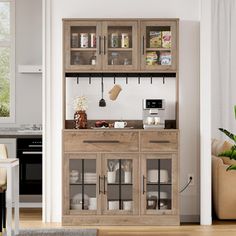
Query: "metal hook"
150 74 153 84
138 74 141 84
126 74 128 84
163 76 165 84
77 76 79 84
89 74 91 84
114 74 116 84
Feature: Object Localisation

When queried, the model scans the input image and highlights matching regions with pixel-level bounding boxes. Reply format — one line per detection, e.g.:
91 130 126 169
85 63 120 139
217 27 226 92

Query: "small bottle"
91 53 96 65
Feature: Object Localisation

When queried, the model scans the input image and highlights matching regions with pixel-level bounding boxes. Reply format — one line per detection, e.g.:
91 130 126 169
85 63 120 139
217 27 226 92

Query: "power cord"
179 176 193 193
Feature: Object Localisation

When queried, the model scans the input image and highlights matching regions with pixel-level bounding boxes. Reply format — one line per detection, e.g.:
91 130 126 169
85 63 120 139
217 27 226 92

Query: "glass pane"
70 26 97 66
0 2 10 41
108 51 132 66
108 26 132 49
146 158 172 211
106 159 133 211
145 26 172 66
0 47 10 117
69 158 97 211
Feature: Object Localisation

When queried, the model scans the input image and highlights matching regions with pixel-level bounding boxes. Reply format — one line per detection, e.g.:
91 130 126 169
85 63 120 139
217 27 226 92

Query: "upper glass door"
140 20 177 71
64 21 102 71
102 154 139 215
102 21 138 71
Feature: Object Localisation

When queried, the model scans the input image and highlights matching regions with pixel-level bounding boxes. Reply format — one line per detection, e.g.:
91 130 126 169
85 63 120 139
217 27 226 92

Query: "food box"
160 51 171 65
149 31 162 48
146 51 158 65
162 31 171 48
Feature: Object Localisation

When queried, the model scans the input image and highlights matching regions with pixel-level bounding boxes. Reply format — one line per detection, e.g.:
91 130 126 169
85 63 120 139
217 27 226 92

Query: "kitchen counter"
0 128 42 138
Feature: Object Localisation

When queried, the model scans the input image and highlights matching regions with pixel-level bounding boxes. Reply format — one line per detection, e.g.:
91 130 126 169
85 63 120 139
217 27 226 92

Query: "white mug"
108 201 119 210
114 121 127 128
154 117 161 125
146 117 154 125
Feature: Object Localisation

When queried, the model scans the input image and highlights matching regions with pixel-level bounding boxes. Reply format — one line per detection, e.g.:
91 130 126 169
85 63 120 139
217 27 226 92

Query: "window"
0 0 15 122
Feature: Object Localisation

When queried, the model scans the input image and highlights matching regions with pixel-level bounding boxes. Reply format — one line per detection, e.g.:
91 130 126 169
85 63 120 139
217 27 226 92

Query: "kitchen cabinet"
63 19 178 72
63 20 138 71
62 130 179 225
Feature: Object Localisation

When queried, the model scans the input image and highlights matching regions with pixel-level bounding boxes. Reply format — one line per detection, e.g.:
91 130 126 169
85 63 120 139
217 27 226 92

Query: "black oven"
17 138 42 195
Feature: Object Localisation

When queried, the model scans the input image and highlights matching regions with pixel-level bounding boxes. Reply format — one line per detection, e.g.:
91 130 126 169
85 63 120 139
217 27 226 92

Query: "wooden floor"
19 209 236 236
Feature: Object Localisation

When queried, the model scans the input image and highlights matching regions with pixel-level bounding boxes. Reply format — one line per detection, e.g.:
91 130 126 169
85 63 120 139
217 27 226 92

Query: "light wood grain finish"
64 131 139 152
140 131 178 152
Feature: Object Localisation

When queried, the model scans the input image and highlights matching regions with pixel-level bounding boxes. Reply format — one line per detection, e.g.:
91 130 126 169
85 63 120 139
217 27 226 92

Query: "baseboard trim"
180 215 200 223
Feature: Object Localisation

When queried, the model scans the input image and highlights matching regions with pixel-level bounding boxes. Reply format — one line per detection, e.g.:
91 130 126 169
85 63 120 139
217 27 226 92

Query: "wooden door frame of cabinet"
140 153 178 216
62 153 102 216
101 153 139 215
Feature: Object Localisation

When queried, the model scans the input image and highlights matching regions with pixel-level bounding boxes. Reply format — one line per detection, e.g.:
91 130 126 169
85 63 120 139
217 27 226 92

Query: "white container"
121 33 129 48
90 33 96 48
89 197 97 210
123 201 132 210
147 169 169 183
108 201 119 210
107 171 116 183
124 171 132 184
80 33 88 48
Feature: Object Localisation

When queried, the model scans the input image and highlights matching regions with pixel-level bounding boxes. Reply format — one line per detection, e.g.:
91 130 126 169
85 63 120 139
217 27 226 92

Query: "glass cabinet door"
65 154 101 214
102 21 138 71
140 20 178 71
64 21 102 71
141 154 177 215
102 154 139 215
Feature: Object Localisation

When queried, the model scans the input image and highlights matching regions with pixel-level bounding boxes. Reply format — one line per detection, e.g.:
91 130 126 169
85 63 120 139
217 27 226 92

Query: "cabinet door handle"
103 36 106 55
99 175 102 194
98 36 102 55
103 175 106 194
149 140 170 144
83 140 120 144
142 36 145 55
142 175 146 194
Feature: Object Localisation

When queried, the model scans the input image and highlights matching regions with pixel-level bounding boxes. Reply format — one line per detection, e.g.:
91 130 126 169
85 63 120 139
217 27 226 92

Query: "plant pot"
74 110 87 129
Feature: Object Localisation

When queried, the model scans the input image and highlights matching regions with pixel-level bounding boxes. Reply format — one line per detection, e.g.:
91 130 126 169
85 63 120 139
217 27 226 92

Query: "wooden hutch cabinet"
62 18 180 226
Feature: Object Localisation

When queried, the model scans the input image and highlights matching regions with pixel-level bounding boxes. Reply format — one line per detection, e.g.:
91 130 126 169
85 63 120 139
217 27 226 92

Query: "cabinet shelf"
107 48 133 51
70 48 97 51
70 183 96 186
147 182 172 186
107 183 133 186
146 48 171 52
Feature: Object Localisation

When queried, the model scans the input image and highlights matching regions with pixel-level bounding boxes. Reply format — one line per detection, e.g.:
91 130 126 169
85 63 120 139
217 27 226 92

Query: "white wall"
47 0 200 222
15 0 42 125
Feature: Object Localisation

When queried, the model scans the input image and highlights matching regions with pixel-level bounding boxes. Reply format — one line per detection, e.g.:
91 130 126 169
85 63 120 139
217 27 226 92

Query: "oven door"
19 151 42 195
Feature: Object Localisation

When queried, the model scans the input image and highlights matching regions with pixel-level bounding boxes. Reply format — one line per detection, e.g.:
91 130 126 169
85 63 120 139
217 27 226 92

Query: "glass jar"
111 52 119 65
74 110 87 129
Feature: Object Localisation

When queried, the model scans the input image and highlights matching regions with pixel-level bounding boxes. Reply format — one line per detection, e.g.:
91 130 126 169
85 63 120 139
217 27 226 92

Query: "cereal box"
149 31 162 48
160 51 171 65
146 51 158 65
162 31 171 48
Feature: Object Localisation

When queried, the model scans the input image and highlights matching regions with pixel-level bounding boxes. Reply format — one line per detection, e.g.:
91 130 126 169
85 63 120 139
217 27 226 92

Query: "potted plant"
218 105 236 170
73 96 88 129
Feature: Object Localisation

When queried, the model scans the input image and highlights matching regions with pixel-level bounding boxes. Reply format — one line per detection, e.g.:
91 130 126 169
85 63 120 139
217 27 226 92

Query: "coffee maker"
143 99 165 129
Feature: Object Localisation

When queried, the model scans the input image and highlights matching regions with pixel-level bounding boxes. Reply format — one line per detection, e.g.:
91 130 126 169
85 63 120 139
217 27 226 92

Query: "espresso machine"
143 99 165 129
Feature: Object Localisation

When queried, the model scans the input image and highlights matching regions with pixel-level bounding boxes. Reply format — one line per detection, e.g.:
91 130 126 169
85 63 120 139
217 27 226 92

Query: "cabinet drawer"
140 131 178 152
64 131 139 152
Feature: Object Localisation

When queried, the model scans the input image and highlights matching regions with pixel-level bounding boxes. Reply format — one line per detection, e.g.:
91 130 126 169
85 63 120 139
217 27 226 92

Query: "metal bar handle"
83 140 120 144
98 36 102 55
142 36 145 55
142 175 146 194
103 175 106 194
28 145 42 148
103 36 106 55
22 151 42 155
99 175 102 194
149 140 170 144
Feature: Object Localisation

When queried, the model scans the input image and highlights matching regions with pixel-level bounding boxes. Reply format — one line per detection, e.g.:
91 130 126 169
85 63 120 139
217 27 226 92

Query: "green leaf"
218 149 236 160
227 165 236 171
234 105 236 120
219 128 236 143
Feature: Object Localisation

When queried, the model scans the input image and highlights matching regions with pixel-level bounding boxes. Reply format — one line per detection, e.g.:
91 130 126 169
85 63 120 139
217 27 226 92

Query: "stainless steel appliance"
17 138 42 206
143 99 165 129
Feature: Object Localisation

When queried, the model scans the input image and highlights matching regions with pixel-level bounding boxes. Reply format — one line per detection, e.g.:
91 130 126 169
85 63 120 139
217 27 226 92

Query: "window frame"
0 0 15 123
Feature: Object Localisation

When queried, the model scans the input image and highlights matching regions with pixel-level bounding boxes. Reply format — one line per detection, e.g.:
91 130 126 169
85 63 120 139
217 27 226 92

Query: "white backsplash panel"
66 76 176 120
